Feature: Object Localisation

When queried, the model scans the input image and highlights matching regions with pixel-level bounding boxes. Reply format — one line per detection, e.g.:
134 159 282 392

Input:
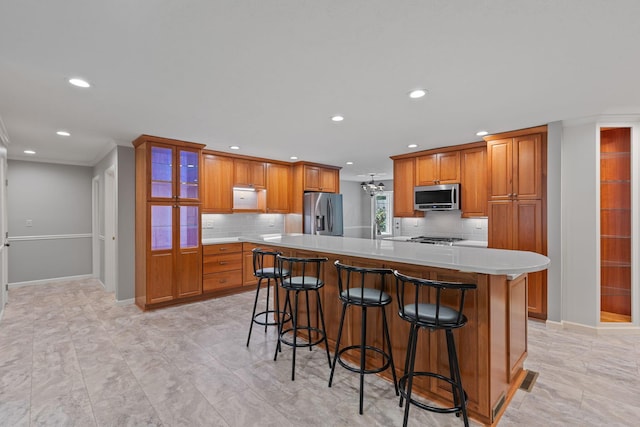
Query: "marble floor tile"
1 278 639 426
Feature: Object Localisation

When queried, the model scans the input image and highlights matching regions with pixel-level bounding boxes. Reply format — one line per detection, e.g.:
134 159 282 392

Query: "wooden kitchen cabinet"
416 151 460 186
304 164 339 192
202 152 234 213
485 126 547 319
234 159 266 189
202 243 243 292
266 162 291 213
460 145 487 217
393 157 420 217
487 133 542 201
133 135 204 310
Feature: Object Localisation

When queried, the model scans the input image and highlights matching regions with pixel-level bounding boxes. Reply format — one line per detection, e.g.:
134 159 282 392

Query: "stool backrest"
276 255 328 287
252 247 281 276
393 270 476 328
334 260 393 305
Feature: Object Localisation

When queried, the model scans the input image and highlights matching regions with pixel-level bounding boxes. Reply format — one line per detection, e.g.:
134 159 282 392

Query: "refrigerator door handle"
327 198 333 232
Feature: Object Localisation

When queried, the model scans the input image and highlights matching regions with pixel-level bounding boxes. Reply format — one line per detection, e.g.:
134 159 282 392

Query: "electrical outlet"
25 219 33 227
394 218 401 230
206 220 214 229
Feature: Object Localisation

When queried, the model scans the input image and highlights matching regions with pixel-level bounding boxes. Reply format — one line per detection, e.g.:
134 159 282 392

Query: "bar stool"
393 270 477 427
273 254 331 381
328 261 399 415
246 248 290 347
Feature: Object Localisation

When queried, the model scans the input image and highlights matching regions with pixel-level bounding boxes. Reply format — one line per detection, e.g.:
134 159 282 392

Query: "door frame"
92 175 100 280
104 165 117 293
0 145 7 309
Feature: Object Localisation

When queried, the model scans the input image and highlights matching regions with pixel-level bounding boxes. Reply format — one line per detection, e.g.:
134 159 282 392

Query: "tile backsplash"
201 213 285 239
399 210 488 241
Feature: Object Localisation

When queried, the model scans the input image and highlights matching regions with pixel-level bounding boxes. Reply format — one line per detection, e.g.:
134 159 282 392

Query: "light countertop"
238 234 548 276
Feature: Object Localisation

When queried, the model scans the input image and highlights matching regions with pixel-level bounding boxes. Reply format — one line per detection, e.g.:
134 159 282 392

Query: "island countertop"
240 233 549 276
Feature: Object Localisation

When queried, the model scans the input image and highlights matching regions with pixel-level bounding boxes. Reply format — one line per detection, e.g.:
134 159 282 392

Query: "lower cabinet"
202 243 243 292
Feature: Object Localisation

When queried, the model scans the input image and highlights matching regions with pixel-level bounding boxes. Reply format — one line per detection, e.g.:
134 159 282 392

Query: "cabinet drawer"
203 271 243 292
203 253 243 274
203 242 243 255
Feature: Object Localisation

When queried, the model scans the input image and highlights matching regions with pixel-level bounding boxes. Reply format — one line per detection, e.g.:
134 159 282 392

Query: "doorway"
104 166 117 293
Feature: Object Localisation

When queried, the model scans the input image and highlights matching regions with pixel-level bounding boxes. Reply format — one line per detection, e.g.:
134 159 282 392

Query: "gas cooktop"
407 236 465 245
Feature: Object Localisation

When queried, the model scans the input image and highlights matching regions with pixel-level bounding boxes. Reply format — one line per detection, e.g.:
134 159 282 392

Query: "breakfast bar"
241 234 550 426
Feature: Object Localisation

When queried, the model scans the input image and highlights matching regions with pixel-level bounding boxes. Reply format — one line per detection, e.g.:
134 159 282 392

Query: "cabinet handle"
219 279 227 284
219 261 228 265
513 193 517 197
219 248 227 251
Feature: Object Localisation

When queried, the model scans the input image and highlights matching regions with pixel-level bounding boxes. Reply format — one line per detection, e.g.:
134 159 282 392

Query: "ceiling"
1 1 639 181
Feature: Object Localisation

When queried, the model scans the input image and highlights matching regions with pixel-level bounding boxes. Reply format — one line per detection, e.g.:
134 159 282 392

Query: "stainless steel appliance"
414 183 460 211
304 192 343 236
407 236 464 246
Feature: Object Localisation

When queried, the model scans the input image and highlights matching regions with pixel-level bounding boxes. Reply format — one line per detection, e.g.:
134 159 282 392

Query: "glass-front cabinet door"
149 144 200 201
179 149 199 201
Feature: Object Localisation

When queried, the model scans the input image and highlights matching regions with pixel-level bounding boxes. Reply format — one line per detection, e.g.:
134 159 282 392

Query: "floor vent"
519 370 539 392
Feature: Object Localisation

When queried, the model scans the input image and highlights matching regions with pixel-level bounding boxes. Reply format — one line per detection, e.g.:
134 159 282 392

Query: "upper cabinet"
303 164 339 193
136 138 202 203
416 151 460 186
233 159 266 189
460 145 487 217
266 163 291 213
487 133 543 201
202 153 234 213
393 157 420 217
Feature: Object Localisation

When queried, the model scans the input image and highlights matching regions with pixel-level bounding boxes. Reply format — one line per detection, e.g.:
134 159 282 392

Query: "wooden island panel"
266 247 527 426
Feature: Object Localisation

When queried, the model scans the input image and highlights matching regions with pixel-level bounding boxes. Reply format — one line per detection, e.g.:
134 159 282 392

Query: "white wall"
7 160 93 283
561 121 600 326
546 121 563 322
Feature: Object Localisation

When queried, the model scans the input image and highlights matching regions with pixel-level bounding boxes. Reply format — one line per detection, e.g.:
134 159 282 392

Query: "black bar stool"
246 248 290 347
328 261 399 415
273 254 331 381
393 270 477 427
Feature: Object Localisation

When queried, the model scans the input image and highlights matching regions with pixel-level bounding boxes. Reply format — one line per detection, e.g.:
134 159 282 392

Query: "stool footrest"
336 344 393 375
399 372 467 415
278 327 327 348
252 310 290 327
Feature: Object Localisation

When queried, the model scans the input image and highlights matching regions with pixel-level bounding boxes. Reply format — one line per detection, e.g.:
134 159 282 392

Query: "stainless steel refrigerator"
303 192 343 236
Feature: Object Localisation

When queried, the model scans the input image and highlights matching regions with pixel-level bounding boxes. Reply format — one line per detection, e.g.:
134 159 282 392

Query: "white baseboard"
8 274 95 288
545 319 640 336
116 298 134 306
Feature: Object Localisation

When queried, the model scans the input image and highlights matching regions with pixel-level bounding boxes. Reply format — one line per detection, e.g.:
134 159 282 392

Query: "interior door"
0 142 8 307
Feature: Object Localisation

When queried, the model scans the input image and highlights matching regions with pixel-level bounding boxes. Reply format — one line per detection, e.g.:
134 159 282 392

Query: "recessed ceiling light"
408 144 418 148
408 89 427 99
346 161 353 165
476 130 489 136
24 150 36 155
56 130 70 136
331 115 344 122
290 156 298 160
229 145 240 150
68 78 91 88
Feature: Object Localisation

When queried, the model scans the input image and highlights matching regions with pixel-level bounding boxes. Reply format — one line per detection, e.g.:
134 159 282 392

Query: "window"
374 192 393 236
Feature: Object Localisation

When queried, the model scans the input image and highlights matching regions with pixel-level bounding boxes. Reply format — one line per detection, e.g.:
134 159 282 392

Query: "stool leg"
381 307 399 395
264 277 271 333
402 324 419 427
291 290 300 381
447 329 469 427
328 301 348 388
274 290 291 361
246 277 263 347
359 306 367 415
316 289 332 367
399 321 416 408
305 290 313 351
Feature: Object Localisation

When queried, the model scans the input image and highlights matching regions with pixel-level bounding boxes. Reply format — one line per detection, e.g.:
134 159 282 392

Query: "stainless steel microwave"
414 183 460 211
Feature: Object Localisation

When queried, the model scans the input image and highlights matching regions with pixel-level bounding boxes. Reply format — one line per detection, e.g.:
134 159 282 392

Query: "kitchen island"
241 234 549 426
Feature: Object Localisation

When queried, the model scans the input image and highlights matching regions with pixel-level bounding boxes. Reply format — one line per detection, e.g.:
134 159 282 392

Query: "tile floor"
0 278 639 426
